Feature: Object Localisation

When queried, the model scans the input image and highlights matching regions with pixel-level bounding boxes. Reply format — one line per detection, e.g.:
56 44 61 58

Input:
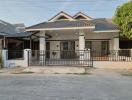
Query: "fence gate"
28 50 93 67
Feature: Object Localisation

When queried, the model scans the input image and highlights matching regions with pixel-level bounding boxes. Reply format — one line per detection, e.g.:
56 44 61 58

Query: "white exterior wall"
50 41 60 59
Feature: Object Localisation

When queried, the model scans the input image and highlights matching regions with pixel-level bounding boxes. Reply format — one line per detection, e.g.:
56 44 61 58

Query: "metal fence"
92 49 132 61
6 49 132 67
28 50 93 67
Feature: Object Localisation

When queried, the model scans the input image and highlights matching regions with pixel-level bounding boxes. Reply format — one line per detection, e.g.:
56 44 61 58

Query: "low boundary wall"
93 61 132 69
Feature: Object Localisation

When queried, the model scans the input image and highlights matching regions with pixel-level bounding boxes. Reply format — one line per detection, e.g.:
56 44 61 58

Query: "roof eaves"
48 11 74 22
73 12 92 19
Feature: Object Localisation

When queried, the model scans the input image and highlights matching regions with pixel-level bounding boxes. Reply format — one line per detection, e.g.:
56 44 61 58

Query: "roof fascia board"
94 30 120 33
26 26 95 31
49 11 74 22
73 12 92 20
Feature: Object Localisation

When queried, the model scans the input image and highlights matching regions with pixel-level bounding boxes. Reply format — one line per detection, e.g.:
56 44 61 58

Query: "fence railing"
6 49 132 62
29 50 92 67
92 49 132 61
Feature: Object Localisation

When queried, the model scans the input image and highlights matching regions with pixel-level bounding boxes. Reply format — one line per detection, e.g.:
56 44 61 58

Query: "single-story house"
26 11 119 52
2 11 132 67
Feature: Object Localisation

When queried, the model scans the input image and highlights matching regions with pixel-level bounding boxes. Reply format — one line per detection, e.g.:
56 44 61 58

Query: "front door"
60 41 75 59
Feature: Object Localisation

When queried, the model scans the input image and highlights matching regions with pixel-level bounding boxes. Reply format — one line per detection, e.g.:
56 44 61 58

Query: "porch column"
3 36 6 49
113 37 119 57
79 32 85 65
113 37 119 50
79 33 85 51
39 31 46 65
39 37 46 51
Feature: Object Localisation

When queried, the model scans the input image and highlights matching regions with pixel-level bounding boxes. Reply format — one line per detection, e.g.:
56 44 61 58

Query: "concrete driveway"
0 72 132 100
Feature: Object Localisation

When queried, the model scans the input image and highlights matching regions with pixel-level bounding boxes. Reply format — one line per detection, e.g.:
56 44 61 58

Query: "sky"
0 0 130 26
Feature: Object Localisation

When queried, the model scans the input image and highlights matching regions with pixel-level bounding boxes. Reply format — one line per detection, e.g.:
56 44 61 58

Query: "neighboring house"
0 20 31 58
14 23 26 32
0 20 31 46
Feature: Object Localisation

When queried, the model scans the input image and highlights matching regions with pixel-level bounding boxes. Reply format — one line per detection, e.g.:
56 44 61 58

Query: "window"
85 41 91 49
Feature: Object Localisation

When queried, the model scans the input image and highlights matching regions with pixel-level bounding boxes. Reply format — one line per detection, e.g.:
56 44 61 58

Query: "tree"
114 1 132 39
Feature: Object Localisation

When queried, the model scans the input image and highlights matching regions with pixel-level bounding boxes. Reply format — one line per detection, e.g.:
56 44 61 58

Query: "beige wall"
50 41 60 59
93 61 132 69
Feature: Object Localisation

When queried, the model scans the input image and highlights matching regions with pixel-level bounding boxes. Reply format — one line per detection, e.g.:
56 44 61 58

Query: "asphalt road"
0 74 132 100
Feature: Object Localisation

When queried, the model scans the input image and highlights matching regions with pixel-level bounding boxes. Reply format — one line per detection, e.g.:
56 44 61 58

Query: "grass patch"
64 72 91 75
11 71 34 74
74 72 91 75
121 72 132 76
53 72 91 75
120 70 132 76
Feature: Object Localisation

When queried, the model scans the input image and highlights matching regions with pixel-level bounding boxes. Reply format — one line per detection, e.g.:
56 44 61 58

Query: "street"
0 73 132 100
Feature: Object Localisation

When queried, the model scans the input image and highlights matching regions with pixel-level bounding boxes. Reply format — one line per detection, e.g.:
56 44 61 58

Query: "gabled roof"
73 12 92 20
0 19 31 38
26 11 119 32
0 20 17 34
26 18 118 32
48 11 74 22
26 20 95 31
92 18 118 32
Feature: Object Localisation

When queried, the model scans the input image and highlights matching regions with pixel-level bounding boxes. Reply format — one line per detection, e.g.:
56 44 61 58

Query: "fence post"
84 49 91 67
131 49 132 60
24 49 31 67
2 49 7 67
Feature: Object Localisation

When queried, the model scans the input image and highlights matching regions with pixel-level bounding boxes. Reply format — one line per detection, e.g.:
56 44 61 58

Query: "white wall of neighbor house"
2 49 31 68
